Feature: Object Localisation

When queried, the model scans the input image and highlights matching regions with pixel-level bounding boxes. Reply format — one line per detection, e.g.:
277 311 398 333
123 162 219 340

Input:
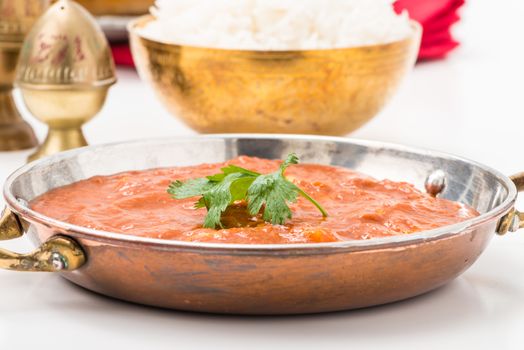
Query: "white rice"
140 0 412 50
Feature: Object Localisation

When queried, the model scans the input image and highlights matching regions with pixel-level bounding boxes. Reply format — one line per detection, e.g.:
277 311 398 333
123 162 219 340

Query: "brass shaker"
0 0 50 151
15 0 116 162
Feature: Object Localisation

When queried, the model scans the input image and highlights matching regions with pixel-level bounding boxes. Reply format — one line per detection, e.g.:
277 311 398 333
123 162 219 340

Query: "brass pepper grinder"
15 0 116 162
0 0 50 151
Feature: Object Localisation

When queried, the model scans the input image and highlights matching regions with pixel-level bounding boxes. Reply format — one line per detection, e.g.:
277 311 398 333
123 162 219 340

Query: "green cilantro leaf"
167 154 328 229
168 178 211 199
207 165 260 182
247 155 299 224
202 173 245 228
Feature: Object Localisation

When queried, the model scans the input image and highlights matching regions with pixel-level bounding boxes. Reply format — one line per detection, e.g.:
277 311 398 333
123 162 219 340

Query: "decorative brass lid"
0 0 50 42
15 0 116 88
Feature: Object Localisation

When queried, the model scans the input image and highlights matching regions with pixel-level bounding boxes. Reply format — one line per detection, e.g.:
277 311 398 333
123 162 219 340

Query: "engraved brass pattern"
16 0 116 86
14 0 116 161
0 0 50 151
0 0 50 42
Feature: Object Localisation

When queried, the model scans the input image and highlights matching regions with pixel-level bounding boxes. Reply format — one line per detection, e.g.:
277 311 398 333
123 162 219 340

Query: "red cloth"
112 0 465 66
395 0 464 60
111 44 135 67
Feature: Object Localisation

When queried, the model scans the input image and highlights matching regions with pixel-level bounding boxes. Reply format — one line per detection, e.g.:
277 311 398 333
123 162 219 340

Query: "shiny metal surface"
0 207 22 240
1 135 518 314
0 207 86 272
16 0 116 87
0 0 50 42
424 169 447 196
76 0 153 16
15 0 116 161
129 16 421 135
496 172 524 234
0 0 50 151
0 235 85 272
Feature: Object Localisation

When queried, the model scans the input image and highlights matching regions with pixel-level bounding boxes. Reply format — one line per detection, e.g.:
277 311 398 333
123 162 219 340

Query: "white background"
1 1 524 349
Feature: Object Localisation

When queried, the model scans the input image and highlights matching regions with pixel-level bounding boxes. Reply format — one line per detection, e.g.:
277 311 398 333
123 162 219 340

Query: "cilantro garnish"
167 154 328 229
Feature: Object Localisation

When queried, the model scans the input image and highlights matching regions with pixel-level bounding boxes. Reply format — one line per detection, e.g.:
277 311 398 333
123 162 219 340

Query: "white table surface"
2 1 524 349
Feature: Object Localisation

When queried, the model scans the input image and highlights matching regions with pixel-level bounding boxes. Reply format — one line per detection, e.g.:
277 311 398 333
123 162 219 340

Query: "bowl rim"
127 14 423 55
3 134 516 253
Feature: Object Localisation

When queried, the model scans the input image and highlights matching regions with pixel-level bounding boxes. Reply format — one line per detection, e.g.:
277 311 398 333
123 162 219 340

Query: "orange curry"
30 156 479 244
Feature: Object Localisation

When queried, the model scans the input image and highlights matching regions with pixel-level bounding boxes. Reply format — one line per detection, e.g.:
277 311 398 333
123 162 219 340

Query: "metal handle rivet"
51 252 66 270
425 170 447 197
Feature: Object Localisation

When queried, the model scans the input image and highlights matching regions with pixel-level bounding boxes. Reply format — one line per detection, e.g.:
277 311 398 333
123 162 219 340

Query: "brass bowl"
129 16 422 135
76 0 153 16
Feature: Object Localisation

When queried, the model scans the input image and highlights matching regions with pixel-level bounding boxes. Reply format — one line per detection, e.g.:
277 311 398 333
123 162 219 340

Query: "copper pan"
1 135 522 315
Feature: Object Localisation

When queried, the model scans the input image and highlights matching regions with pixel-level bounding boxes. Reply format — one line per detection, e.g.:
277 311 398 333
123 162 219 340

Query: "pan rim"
3 134 516 252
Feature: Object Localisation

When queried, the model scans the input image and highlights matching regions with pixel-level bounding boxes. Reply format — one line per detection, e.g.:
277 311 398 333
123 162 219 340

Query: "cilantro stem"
169 154 328 228
296 187 328 218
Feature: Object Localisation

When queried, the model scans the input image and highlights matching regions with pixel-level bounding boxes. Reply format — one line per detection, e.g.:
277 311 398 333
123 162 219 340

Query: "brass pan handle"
0 208 86 272
497 173 524 235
